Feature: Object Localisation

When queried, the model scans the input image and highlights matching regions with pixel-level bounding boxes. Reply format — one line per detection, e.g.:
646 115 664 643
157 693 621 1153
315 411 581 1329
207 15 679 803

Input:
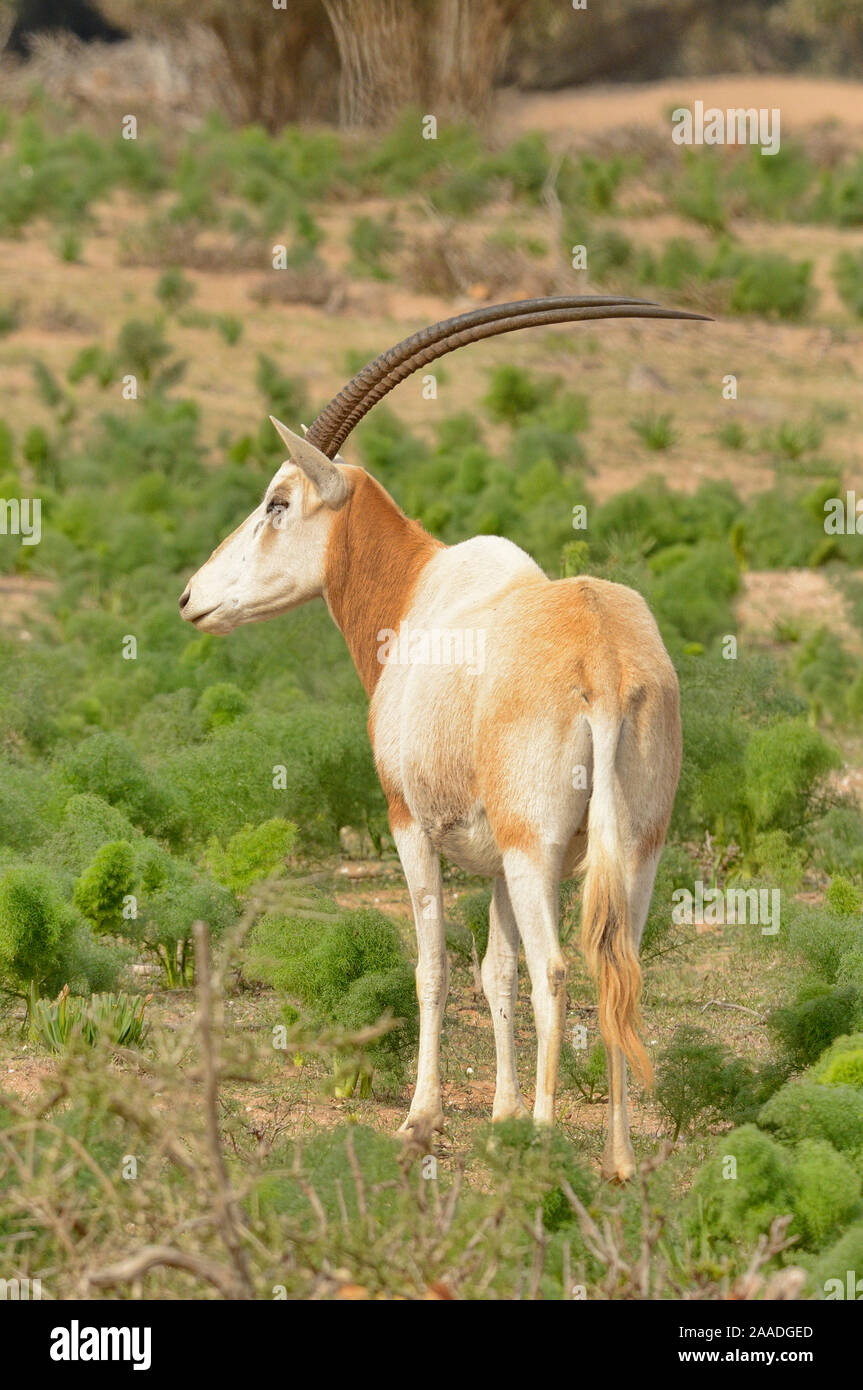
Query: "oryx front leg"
393 821 448 1133
482 878 528 1121
502 850 567 1126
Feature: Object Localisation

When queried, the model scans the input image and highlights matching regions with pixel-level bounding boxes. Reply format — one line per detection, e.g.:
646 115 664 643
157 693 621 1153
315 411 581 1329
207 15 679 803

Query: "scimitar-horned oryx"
180 295 707 1181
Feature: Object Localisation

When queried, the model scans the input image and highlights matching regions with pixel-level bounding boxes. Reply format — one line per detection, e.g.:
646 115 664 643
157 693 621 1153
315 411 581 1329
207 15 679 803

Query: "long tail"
581 714 653 1088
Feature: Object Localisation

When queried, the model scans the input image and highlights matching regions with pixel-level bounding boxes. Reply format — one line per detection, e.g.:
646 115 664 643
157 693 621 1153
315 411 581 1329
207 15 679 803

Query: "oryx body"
181 296 700 1180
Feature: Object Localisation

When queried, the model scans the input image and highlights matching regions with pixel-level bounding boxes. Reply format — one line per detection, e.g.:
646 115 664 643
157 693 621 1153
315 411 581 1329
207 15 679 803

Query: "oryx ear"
269 416 349 509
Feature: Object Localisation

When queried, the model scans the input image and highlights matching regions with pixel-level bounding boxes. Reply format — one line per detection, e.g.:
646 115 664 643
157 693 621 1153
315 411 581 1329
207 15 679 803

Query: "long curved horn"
304 295 710 457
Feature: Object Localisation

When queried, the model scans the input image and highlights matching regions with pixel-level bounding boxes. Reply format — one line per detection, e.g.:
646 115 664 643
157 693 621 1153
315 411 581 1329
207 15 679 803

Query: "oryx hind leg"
500 849 567 1126
482 877 528 1121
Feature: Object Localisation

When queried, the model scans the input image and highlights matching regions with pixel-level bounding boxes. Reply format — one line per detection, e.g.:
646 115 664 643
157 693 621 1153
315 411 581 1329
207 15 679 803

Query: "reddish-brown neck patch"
324 468 443 695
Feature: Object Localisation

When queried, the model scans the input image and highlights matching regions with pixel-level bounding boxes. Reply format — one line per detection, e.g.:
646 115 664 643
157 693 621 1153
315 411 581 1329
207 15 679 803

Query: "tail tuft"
581 719 653 1088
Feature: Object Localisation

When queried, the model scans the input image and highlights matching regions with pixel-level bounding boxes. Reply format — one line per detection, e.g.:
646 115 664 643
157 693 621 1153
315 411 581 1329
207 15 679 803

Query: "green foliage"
759 1077 863 1154
29 985 151 1052
0 866 67 993
249 903 418 1093
483 363 557 425
207 818 297 893
559 1040 608 1103
808 1032 863 1084
786 898 862 983
60 733 187 843
768 982 861 1068
833 249 863 317
196 682 249 731
452 889 492 961
348 214 401 279
46 794 139 874
133 860 236 986
826 875 863 916
811 1222 863 1298
819 1050 863 1087
790 1139 861 1248
73 841 136 935
155 267 196 312
116 318 173 384
743 719 839 834
473 1117 594 1234
792 626 856 722
654 1025 751 1140
691 1125 794 1247
630 410 676 451
728 252 814 320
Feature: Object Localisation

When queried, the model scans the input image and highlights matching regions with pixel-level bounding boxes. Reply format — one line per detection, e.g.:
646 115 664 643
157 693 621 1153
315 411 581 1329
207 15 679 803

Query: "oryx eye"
267 495 289 514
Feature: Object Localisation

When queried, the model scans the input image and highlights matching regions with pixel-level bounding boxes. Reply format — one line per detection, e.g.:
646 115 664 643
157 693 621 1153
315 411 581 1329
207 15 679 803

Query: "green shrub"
249 903 418 1094
792 626 855 721
60 733 187 843
763 418 824 462
727 251 814 320
55 228 83 264
741 829 806 891
483 364 556 426
655 1025 751 1140
0 866 68 994
691 1125 794 1247
819 1051 863 1088
46 794 139 874
348 214 401 279
134 860 236 987
207 818 297 893
336 963 418 1093
717 419 746 450
216 314 243 346
790 1139 861 1249
472 1116 594 1233
810 1222 863 1298
670 152 726 230
116 318 173 383
73 841 136 935
786 901 861 983
453 889 492 962
768 982 861 1068
743 719 839 834
826 876 863 916
833 249 863 317
759 1077 863 1154
559 1039 608 1103
68 343 116 389
155 267 196 312
630 411 676 451
196 682 249 731
808 1033 863 1085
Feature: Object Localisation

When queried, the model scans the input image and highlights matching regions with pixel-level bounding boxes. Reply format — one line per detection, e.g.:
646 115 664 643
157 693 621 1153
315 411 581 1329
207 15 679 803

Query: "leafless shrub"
87 1 335 130
323 0 528 127
403 227 558 300
119 220 268 273
249 265 343 309
0 30 233 127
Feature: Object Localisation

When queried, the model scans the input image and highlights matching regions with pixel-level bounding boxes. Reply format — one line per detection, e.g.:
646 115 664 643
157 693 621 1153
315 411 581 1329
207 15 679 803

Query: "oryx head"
180 297 709 636
179 418 349 633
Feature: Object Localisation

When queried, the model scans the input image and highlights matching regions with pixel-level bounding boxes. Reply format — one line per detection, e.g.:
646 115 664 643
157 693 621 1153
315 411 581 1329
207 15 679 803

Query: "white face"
179 460 339 634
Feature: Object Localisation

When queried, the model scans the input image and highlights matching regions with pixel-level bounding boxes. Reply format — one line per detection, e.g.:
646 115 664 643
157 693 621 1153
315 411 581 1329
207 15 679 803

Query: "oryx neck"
323 470 443 695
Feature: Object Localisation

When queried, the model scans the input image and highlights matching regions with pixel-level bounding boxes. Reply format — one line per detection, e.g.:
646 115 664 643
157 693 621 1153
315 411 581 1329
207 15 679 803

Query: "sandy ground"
498 75 863 142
